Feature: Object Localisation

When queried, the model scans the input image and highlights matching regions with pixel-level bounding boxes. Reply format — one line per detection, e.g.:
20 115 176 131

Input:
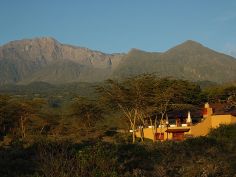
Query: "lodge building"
136 103 236 141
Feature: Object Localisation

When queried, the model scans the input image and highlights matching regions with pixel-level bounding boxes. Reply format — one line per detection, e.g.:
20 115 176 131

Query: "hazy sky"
1 0 236 56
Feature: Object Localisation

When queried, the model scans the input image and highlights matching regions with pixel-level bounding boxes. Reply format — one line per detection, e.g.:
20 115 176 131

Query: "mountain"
113 40 236 83
0 37 124 85
0 37 236 85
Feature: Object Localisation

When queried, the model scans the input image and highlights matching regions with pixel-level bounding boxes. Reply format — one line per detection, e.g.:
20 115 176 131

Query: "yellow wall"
143 128 155 140
190 115 236 137
211 115 233 128
136 127 154 140
190 116 212 136
231 116 236 124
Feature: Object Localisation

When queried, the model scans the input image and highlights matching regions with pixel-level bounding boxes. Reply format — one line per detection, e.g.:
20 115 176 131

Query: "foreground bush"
34 138 235 177
0 124 236 177
36 141 119 177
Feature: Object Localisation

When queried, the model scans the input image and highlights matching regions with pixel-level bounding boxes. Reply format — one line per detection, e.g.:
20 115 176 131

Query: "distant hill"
113 40 236 83
0 37 236 85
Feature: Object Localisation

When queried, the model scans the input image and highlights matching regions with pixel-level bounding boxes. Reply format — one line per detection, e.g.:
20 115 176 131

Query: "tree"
151 79 198 140
98 74 157 143
0 96 46 139
70 97 104 128
153 79 201 117
98 75 204 143
204 85 236 110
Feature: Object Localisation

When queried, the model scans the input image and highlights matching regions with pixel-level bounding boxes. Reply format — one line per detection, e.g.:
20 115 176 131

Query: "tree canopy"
98 74 204 143
70 97 104 128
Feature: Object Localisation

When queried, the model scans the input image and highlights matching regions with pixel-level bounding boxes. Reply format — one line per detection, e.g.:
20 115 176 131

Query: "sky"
1 0 236 56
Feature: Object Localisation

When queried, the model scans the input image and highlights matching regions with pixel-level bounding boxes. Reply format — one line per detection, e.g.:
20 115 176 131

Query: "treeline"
0 81 98 98
204 84 236 109
1 74 236 144
0 95 105 143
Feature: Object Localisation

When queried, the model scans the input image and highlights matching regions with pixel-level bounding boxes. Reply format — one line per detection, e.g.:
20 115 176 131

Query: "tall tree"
151 79 198 140
153 79 201 119
70 97 104 128
98 74 156 143
0 96 46 139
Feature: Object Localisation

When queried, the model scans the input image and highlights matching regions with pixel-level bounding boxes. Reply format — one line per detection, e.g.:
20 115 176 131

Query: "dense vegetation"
0 75 236 177
1 125 236 177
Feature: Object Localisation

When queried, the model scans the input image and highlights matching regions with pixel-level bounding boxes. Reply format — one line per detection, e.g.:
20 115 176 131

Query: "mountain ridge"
0 37 236 85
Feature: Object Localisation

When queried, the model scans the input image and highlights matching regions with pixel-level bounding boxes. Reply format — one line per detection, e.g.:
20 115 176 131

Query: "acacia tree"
153 79 199 120
0 96 45 139
70 97 104 129
98 74 156 143
98 75 203 143
151 79 198 140
0 99 27 138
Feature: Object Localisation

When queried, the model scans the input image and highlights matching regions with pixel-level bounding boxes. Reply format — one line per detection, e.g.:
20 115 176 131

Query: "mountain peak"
181 40 204 47
167 40 208 53
34 36 59 43
1 36 59 49
129 48 143 52
128 48 148 55
37 36 56 41
26 36 59 46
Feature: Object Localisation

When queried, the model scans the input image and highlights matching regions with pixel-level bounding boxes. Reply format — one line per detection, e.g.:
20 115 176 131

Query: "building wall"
136 127 154 140
136 127 172 140
231 116 236 124
190 115 236 137
190 116 212 136
157 127 170 140
143 128 155 140
137 127 183 141
211 115 233 128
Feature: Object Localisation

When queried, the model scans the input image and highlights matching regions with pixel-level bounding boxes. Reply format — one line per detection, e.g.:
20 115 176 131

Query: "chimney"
203 102 213 118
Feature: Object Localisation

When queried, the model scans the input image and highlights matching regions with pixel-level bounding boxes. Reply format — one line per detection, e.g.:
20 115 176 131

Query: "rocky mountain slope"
0 37 124 84
0 37 236 85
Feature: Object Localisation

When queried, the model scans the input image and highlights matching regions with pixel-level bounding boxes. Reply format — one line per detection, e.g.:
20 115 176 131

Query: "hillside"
1 38 236 85
0 37 124 85
113 40 236 83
